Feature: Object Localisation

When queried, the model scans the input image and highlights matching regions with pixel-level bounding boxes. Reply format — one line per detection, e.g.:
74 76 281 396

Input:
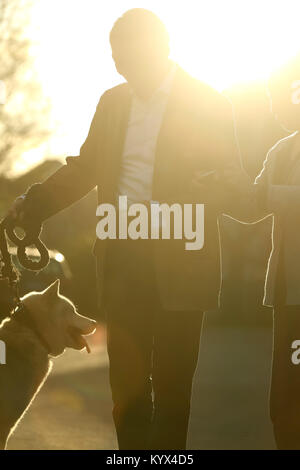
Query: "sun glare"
13 0 300 174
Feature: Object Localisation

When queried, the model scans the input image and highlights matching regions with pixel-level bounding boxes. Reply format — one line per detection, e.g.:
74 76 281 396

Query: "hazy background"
3 0 300 175
1 0 299 449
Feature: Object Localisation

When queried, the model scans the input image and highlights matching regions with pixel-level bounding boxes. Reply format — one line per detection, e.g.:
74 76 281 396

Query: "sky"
14 0 300 174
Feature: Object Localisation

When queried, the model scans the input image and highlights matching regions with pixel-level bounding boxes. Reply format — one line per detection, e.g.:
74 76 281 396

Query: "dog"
0 279 96 449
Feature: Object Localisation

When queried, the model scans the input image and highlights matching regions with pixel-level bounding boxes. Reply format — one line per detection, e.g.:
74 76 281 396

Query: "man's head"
267 53 300 132
110 9 170 95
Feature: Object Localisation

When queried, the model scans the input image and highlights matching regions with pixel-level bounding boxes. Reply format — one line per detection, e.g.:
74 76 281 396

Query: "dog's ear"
43 279 60 299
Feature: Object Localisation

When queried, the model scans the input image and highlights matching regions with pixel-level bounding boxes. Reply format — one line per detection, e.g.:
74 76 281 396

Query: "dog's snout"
81 320 97 335
73 315 97 335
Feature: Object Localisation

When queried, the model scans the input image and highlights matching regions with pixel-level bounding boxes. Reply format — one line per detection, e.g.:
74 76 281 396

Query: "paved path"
8 313 276 450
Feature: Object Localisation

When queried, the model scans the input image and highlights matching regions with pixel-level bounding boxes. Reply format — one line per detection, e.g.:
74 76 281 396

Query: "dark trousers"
270 305 300 449
270 244 300 449
101 238 203 450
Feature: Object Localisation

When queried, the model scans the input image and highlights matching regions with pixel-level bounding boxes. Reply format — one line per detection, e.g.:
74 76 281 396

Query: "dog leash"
0 216 52 352
0 215 50 310
1 216 50 272
0 219 21 309
0 216 92 355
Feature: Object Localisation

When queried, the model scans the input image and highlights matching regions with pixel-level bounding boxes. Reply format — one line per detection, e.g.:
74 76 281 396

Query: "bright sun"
15 0 300 174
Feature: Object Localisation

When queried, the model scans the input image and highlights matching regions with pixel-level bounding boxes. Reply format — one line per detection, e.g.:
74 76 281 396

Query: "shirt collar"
155 62 177 98
129 62 177 102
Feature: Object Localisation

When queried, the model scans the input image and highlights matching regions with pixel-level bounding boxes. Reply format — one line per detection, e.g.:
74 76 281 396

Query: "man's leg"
103 239 157 449
106 304 154 449
270 305 300 449
150 309 204 449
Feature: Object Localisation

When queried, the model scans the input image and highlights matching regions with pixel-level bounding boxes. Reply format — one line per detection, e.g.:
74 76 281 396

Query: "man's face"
269 78 300 132
111 38 166 86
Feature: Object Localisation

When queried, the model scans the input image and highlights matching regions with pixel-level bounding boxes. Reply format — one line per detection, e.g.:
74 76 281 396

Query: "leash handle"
0 219 21 311
6 222 50 271
0 215 50 272
0 220 19 282
0 212 50 317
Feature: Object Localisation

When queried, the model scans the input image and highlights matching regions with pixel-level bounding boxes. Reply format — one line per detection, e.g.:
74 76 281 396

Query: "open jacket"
23 66 248 311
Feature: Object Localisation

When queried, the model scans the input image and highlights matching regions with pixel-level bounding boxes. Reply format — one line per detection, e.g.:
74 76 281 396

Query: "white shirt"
117 63 177 205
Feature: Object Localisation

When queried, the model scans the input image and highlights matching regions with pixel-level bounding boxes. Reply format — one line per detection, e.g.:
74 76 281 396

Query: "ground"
7 311 276 450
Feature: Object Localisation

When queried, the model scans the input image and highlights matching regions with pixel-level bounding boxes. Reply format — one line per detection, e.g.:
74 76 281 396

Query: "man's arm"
213 95 252 217
14 91 108 223
191 93 256 218
267 184 300 213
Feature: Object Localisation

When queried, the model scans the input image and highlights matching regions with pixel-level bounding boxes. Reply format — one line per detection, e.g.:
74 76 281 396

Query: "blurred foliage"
0 0 51 172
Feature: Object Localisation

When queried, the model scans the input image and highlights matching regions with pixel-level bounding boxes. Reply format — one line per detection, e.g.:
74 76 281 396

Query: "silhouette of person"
243 53 300 449
8 9 248 449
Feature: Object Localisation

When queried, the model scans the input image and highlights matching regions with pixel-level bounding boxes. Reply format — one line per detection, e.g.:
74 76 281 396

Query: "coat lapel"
152 67 189 199
104 84 132 201
105 67 189 202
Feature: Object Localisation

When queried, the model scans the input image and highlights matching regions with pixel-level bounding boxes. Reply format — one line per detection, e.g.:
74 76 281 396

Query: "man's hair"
110 8 169 50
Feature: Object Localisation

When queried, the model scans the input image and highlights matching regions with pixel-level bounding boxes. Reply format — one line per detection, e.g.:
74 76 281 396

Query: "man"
9 9 247 449
247 54 300 449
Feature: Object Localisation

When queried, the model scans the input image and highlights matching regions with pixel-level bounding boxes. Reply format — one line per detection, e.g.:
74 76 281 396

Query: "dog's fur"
0 279 95 449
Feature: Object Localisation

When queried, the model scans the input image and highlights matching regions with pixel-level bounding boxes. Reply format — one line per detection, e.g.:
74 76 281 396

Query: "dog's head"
20 279 97 357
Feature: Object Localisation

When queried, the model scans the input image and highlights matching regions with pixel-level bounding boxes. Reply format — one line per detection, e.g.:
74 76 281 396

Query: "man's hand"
221 165 253 193
192 167 250 193
191 170 219 201
4 195 26 225
192 170 218 189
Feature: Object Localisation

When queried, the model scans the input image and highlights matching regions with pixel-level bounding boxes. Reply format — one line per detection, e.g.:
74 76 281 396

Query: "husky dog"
0 279 96 449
